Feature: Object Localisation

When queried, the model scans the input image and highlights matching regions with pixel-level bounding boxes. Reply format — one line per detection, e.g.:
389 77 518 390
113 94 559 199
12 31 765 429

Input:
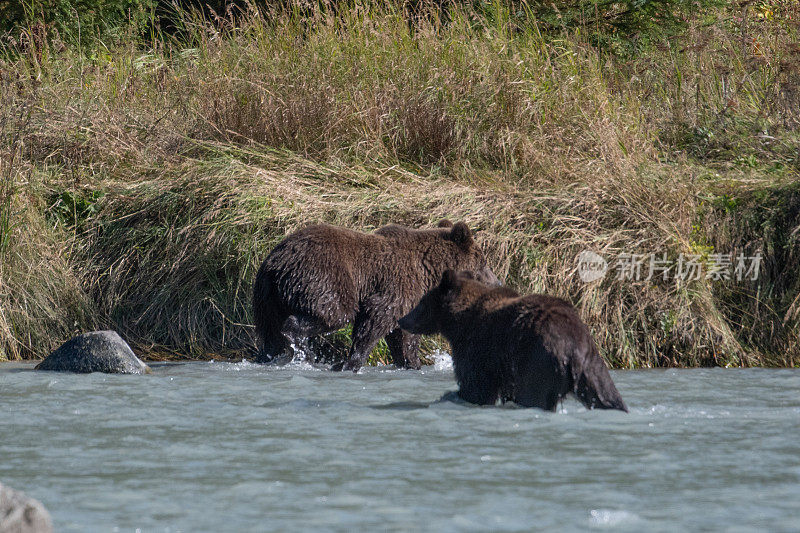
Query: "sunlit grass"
0 2 797 366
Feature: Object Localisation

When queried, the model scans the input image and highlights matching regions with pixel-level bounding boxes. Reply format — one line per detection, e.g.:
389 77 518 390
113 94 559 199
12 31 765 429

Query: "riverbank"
1 3 798 366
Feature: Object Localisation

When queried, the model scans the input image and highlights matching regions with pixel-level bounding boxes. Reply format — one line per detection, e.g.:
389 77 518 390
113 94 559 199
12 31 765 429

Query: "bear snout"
479 266 502 287
399 305 439 335
398 309 427 334
397 314 414 331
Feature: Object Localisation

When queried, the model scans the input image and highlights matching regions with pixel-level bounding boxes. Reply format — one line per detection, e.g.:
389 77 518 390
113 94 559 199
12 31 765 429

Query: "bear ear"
441 269 458 290
450 222 473 249
437 219 453 228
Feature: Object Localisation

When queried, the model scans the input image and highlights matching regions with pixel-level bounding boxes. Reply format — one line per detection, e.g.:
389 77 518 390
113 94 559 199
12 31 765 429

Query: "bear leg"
281 314 335 363
513 385 562 411
456 385 501 406
385 329 422 370
512 348 567 411
452 347 502 405
571 355 628 412
256 329 290 363
253 311 290 363
336 305 395 372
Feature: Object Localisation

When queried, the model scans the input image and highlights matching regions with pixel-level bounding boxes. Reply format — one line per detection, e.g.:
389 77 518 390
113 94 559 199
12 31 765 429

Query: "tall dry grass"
0 2 797 365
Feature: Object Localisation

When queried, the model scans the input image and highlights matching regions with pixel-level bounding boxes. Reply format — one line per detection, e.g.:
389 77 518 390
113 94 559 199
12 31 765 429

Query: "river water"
1 357 798 532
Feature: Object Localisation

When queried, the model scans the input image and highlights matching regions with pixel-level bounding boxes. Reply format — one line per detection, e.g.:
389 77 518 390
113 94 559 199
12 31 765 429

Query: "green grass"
0 1 798 366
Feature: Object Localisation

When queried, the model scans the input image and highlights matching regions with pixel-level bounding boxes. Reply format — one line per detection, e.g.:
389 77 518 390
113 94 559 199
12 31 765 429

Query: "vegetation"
1 1 798 366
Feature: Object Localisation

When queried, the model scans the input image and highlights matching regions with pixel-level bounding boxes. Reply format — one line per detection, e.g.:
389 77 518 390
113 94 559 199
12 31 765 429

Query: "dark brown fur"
398 271 628 411
252 221 498 371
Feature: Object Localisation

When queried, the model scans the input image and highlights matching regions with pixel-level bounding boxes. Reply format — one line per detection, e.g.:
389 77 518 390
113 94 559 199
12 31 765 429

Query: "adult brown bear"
252 221 499 371
398 270 628 411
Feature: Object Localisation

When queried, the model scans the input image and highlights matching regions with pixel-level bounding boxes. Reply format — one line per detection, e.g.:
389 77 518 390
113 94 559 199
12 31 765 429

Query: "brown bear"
252 221 499 372
398 270 628 411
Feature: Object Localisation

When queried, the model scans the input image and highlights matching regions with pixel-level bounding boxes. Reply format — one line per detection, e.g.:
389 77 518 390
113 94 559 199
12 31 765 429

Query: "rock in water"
35 331 151 374
0 481 53 533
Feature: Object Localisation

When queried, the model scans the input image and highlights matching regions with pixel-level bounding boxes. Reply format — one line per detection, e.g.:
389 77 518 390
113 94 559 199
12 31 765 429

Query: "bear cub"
398 270 628 412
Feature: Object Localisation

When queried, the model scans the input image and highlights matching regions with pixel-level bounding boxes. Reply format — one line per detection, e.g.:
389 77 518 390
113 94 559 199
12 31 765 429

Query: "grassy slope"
1 3 798 366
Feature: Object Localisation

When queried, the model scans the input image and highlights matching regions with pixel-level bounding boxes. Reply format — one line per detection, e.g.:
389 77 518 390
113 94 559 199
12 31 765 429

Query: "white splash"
286 358 317 371
589 509 639 527
210 359 259 372
432 351 453 371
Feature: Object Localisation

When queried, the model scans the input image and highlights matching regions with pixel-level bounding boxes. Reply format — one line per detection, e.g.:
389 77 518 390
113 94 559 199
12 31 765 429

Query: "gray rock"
0 482 53 533
35 330 151 374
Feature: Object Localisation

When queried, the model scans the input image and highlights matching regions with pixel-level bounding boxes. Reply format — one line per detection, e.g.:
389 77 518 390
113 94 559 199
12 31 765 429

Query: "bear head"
399 270 486 335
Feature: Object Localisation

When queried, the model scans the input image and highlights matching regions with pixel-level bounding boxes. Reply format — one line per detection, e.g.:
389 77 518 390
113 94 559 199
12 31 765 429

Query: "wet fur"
253 221 497 371
399 271 628 411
